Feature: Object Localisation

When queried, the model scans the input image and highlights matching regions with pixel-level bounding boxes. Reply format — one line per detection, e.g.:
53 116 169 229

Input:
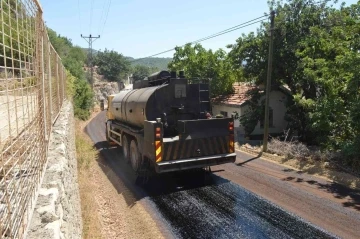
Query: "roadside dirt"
77 107 165 239
236 143 360 190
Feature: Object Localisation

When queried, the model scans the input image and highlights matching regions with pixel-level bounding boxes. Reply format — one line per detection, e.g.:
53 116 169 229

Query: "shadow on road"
236 154 262 166
282 176 360 211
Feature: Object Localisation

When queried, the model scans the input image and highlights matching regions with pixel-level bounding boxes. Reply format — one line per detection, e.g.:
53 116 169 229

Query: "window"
260 108 273 128
220 111 228 117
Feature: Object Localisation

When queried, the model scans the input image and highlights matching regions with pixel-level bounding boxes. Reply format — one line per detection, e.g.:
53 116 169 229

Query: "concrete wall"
27 101 82 239
212 90 289 139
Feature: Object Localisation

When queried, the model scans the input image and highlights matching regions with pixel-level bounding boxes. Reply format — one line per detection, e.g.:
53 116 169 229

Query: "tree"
228 0 360 150
238 89 265 137
131 65 159 82
48 27 93 120
168 43 238 96
94 49 131 81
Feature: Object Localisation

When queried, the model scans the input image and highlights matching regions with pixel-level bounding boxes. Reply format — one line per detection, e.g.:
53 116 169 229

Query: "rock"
41 211 60 223
324 161 330 168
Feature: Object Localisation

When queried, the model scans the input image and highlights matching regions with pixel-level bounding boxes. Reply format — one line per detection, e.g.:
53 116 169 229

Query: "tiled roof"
212 82 259 106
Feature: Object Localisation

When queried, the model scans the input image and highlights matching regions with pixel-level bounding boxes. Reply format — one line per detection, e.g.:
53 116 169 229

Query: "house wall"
212 90 289 139
251 90 288 135
211 104 241 127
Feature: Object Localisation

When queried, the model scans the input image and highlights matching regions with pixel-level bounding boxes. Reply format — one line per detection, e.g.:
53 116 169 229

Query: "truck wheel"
122 135 130 162
105 122 110 142
130 140 141 172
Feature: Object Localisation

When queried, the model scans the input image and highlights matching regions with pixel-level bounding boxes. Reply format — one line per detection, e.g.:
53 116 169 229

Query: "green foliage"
0 0 33 72
128 57 172 70
47 27 93 120
65 70 75 99
94 49 131 81
73 77 94 120
131 65 159 82
228 0 360 153
168 43 238 96
238 89 265 137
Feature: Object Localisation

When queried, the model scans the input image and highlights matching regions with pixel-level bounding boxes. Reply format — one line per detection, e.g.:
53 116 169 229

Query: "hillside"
82 48 172 70
126 57 172 70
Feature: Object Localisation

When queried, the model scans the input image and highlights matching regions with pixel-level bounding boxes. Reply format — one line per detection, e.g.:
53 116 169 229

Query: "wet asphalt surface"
143 172 336 239
86 112 340 239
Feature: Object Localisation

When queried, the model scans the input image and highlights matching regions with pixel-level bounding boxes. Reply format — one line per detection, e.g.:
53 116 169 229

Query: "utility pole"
262 10 276 152
81 34 100 89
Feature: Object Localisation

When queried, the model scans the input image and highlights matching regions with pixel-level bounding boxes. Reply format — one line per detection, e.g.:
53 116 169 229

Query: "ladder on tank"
198 81 211 117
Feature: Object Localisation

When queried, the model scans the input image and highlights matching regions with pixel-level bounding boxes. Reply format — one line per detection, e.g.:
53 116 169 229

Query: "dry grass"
75 118 103 239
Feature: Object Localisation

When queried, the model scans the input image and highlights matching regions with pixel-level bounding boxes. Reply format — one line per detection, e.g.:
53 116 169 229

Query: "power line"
77 0 82 33
100 0 112 35
98 0 109 34
192 15 268 44
90 0 95 33
131 1 334 63
130 15 268 63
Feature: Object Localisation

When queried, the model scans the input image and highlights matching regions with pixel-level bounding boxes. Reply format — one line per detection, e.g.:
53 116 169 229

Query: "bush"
268 138 310 160
66 70 93 121
341 137 360 170
73 78 93 120
74 108 91 121
66 70 75 99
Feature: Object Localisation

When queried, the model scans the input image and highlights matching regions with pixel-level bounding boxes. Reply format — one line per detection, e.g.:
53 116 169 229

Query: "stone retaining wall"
27 101 82 239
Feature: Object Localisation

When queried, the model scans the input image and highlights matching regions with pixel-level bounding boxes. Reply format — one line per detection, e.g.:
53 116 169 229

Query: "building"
211 82 292 140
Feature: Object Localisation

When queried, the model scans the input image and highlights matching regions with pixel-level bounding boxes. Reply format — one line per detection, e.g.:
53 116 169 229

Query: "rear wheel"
130 140 141 172
122 135 130 162
105 122 110 142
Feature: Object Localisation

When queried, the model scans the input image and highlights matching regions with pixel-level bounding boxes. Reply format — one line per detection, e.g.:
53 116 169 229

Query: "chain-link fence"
0 0 66 238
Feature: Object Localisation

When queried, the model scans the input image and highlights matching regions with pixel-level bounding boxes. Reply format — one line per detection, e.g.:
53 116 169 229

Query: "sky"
40 0 358 59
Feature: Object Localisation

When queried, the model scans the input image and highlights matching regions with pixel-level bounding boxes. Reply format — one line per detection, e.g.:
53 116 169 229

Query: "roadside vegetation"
48 28 94 120
169 0 360 172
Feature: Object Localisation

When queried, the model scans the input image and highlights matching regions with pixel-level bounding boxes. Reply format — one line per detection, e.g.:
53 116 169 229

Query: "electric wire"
90 0 95 33
100 0 112 35
98 0 109 35
77 0 82 33
131 0 334 62
130 15 269 63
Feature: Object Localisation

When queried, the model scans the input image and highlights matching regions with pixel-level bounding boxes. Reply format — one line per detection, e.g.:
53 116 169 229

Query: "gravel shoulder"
77 108 166 239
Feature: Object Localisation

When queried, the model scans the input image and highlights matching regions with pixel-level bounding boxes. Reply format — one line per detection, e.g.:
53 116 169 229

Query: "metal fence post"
40 25 47 141
48 45 53 123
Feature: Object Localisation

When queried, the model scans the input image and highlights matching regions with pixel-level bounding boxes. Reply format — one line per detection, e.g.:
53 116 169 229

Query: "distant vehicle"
103 70 236 177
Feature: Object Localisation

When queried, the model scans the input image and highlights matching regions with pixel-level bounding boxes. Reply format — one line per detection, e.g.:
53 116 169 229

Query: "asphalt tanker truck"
103 70 236 175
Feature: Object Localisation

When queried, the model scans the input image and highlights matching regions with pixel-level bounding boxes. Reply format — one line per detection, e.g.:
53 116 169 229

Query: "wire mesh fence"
0 0 66 238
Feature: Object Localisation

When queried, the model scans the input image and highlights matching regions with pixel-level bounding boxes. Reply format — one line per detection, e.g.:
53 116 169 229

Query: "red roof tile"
212 82 259 106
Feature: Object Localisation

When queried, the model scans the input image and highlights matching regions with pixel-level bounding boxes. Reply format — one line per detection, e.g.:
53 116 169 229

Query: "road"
86 111 360 239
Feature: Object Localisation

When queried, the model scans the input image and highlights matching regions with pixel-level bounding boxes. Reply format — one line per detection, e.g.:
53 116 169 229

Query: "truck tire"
130 140 141 172
122 135 130 162
105 122 110 142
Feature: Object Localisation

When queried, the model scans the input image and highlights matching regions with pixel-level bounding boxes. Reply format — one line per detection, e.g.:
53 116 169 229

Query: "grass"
75 119 103 239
